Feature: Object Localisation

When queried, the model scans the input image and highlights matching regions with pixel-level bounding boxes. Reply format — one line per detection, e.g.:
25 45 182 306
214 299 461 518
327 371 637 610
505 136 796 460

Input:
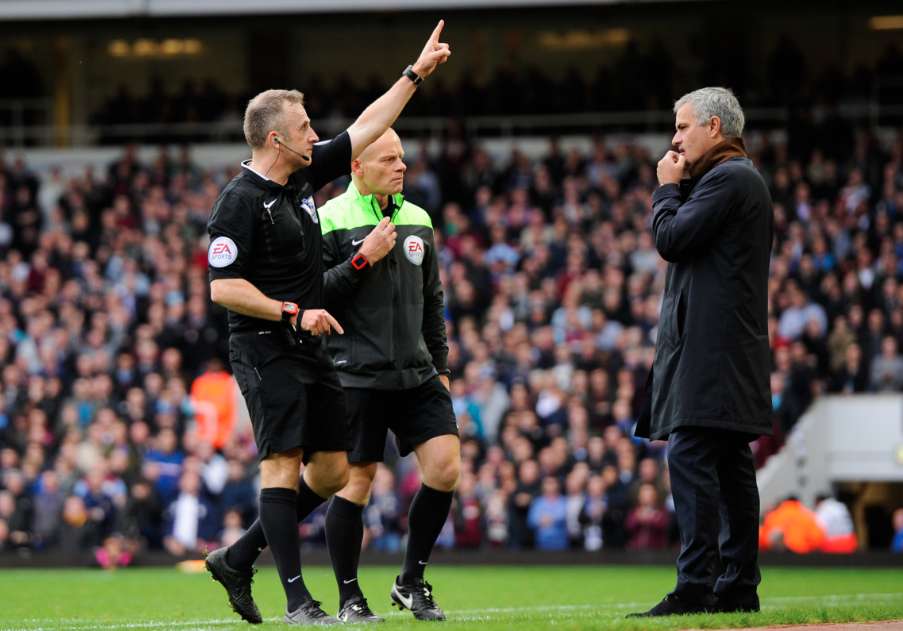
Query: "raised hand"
657 150 687 186
412 20 451 79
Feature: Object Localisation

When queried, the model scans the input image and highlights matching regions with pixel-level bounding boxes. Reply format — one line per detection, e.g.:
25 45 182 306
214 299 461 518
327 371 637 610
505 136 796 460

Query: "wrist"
280 301 299 325
350 251 370 270
405 64 424 85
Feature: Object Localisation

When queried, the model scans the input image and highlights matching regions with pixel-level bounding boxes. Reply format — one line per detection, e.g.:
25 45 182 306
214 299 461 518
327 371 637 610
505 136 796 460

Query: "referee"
318 128 459 623
204 22 451 626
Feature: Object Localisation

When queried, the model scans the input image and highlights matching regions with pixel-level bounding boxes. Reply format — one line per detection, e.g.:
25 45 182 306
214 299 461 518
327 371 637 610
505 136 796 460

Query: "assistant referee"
204 21 451 626
318 128 459 623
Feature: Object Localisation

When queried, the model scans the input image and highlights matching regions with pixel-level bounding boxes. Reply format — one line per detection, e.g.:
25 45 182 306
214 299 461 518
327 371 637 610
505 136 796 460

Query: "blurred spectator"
31 470 64 549
163 471 217 556
95 534 135 569
759 497 826 554
220 508 246 548
578 474 606 550
892 508 903 553
190 359 239 449
144 429 184 507
365 465 402 553
527 477 568 550
625 483 669 550
453 473 483 549
869 336 903 392
815 494 857 554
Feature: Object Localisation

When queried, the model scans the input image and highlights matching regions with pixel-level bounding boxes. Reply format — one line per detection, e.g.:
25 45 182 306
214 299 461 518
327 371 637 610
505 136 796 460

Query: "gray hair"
243 89 305 149
674 87 745 138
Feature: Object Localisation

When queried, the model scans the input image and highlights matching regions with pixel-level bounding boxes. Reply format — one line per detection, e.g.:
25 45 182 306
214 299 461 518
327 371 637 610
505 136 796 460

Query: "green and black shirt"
320 181 448 390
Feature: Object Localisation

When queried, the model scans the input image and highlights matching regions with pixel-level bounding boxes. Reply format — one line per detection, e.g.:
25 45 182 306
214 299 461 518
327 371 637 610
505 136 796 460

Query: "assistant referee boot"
205 547 263 624
285 599 340 625
390 576 446 621
337 595 384 623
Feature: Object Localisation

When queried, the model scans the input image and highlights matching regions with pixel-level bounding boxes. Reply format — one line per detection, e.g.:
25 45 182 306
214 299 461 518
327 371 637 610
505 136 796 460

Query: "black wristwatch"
402 65 423 86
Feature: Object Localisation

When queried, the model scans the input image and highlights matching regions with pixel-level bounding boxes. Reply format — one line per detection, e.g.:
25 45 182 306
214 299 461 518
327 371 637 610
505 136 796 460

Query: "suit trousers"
667 426 761 600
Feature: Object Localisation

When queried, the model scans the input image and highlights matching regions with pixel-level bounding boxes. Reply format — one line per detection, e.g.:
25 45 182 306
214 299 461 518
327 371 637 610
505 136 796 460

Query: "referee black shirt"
207 132 352 373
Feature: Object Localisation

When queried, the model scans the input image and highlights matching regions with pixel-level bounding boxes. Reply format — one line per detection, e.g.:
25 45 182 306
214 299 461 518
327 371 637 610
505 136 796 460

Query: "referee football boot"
285 599 340 625
205 547 263 624
337 595 384 623
626 592 716 617
390 576 446 621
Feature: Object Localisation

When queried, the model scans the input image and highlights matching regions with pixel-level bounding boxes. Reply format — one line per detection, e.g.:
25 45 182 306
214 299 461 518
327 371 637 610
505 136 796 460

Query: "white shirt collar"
241 159 270 181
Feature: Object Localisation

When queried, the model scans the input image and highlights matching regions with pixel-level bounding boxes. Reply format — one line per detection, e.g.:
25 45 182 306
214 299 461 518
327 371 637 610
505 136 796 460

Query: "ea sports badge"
208 236 238 268
403 235 425 266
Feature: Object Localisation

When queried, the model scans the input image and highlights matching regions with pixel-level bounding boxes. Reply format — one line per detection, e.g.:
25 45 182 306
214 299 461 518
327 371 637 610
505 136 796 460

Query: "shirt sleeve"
322 227 369 307
306 131 352 192
651 167 736 262
421 231 449 374
207 190 256 280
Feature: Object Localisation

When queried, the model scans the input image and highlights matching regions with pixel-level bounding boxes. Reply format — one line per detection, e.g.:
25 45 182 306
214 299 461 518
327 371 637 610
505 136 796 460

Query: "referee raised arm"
204 21 450 626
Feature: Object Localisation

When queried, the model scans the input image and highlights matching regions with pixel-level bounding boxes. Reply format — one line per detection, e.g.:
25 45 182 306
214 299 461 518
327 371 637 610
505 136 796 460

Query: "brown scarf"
687 137 748 179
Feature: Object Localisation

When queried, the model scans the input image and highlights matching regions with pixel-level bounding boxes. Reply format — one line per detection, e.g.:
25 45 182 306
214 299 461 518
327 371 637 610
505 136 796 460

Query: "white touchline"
5 592 902 631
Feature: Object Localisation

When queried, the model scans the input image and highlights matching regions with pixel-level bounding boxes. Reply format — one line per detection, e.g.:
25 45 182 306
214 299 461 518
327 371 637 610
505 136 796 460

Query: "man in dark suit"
631 87 773 617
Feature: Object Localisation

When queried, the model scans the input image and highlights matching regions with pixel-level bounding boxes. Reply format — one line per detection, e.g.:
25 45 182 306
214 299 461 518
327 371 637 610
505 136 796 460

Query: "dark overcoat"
638 155 773 440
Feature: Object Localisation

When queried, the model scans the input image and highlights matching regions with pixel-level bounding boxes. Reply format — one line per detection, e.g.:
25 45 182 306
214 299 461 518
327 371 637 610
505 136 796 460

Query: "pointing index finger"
430 19 445 45
326 312 344 335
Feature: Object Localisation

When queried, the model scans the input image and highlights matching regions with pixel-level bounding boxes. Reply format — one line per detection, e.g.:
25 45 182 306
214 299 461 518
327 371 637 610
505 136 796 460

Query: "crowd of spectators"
0 113 902 562
86 38 903 143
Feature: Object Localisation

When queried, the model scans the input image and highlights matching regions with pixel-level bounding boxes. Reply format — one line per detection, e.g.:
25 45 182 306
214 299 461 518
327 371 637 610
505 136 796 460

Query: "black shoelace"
303 600 328 618
414 582 437 609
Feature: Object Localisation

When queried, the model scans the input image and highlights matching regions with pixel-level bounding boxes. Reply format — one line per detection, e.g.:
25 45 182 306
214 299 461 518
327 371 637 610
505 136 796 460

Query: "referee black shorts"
229 331 349 462
346 376 458 464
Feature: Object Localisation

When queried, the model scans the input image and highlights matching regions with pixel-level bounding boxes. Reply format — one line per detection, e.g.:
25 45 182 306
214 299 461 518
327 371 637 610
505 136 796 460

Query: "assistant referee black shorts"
229 330 349 462
345 375 458 464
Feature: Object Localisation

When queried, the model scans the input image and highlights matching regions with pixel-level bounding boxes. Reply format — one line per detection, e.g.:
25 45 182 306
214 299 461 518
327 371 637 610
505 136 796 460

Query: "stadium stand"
0 116 901 561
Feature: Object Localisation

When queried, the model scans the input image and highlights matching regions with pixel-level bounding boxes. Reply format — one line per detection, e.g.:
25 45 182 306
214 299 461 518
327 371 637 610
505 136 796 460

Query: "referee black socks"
259 487 311 611
296 477 328 522
400 484 454 584
325 495 365 605
225 477 328 571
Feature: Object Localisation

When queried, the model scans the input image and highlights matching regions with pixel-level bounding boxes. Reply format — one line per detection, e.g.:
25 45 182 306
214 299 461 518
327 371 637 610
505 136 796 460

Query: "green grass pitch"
1 565 902 630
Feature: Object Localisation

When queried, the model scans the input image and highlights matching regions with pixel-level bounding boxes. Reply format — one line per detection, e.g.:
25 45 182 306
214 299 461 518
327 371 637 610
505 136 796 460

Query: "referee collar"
240 160 288 193
348 180 404 220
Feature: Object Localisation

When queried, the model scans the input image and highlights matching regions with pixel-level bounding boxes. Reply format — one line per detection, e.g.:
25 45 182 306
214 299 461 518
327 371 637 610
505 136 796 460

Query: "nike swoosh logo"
263 199 277 209
343 578 358 584
287 575 300 583
396 590 414 609
418 561 428 566
351 238 365 246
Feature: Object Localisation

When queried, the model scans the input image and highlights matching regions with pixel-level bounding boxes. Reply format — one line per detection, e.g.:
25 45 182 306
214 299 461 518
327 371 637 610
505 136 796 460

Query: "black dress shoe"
714 591 760 613
627 593 715 617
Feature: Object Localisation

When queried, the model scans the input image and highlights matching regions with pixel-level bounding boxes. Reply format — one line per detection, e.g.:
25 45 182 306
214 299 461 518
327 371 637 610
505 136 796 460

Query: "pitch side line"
4 593 903 631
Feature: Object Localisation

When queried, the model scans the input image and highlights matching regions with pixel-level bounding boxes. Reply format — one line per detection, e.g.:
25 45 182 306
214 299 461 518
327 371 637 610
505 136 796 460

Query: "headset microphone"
274 136 310 161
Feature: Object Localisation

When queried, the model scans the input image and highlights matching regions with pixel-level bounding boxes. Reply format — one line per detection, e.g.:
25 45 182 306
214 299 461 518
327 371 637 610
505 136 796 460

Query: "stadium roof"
0 0 674 20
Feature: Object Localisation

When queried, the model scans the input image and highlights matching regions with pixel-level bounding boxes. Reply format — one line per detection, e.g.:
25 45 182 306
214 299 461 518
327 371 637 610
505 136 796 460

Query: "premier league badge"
300 196 318 223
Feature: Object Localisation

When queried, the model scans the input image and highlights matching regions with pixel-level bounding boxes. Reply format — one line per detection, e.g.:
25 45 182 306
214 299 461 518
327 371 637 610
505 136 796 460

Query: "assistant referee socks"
400 484 454 584
325 495 366 605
